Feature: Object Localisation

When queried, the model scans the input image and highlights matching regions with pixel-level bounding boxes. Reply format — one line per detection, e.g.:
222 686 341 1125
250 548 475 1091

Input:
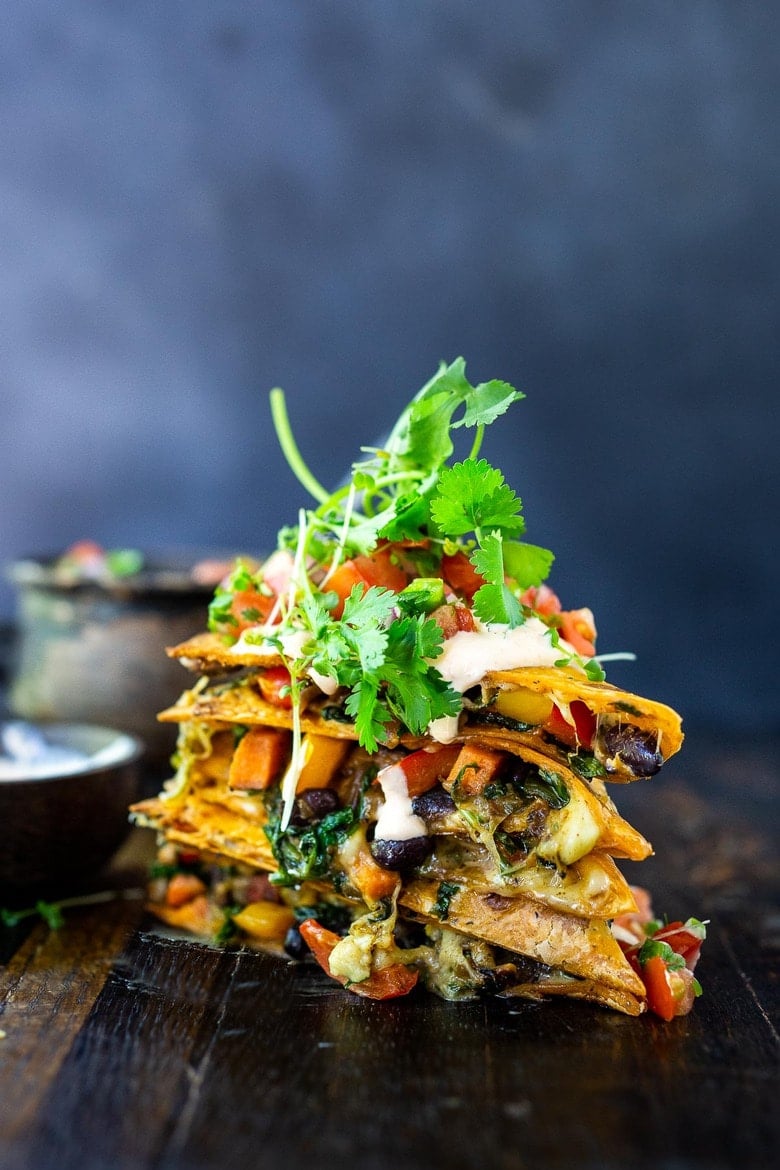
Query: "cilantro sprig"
430 458 554 626
271 357 532 563
0 889 143 931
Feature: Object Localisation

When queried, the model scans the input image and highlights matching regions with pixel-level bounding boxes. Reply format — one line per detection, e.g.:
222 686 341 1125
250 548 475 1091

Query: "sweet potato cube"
444 744 504 797
296 734 351 791
228 726 291 790
350 846 401 902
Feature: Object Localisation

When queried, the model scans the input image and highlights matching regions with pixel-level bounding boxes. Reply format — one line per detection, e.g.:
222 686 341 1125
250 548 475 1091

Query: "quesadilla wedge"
132 720 646 919
131 358 705 1018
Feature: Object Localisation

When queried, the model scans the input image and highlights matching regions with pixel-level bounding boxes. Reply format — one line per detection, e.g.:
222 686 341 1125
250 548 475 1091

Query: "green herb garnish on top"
205 358 605 825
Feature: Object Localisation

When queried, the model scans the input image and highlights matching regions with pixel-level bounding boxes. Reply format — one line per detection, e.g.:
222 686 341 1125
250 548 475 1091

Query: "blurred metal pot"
5 551 231 775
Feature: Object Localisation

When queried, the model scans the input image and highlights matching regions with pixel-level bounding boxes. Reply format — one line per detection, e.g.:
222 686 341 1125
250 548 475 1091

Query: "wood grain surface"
1 729 778 1170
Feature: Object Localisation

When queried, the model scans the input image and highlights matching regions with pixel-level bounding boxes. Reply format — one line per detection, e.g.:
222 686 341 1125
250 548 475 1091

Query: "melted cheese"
537 786 601 866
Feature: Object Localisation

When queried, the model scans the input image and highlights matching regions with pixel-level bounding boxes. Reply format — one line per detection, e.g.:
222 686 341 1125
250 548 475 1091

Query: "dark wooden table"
1 726 778 1170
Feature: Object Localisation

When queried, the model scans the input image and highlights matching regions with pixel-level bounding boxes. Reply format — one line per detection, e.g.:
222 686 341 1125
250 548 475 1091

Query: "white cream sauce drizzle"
432 616 568 693
374 764 427 841
427 617 578 742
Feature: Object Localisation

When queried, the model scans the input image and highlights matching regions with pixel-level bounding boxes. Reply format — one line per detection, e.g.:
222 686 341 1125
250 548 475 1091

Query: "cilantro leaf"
384 357 522 470
351 616 459 746
473 582 523 627
470 532 524 627
469 531 505 584
430 459 525 538
584 659 606 682
502 540 555 589
637 938 687 971
340 585 394 671
396 388 461 469
377 490 431 542
454 379 524 429
345 678 392 754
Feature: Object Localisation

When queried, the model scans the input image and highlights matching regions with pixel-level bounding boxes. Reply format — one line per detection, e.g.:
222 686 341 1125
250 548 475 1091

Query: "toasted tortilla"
157 682 652 864
402 878 645 998
480 666 683 767
162 638 683 785
167 631 281 671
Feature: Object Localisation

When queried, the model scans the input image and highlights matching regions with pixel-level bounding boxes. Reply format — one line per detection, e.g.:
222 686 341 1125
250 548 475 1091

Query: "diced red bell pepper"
397 744 462 797
543 701 596 749
298 919 418 1000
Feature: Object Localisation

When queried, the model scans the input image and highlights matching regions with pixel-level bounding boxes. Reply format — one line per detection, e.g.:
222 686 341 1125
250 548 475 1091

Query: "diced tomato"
444 744 505 797
441 552 485 602
651 922 705 971
519 584 562 616
559 607 597 657
352 547 409 592
298 920 419 1000
612 886 656 945
227 588 277 632
430 603 476 639
325 561 369 617
325 547 409 617
61 539 105 563
227 726 290 790
256 665 293 709
543 701 596 749
259 549 294 595
640 956 699 1021
642 955 677 1021
397 744 462 797
165 872 207 908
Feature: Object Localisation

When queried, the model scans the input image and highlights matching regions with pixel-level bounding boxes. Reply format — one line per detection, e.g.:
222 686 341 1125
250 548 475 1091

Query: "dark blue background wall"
2 2 778 730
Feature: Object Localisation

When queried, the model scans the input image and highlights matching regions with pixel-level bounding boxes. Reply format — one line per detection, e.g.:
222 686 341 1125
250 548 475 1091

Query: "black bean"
289 787 341 825
601 724 664 777
283 924 310 960
411 784 456 820
370 835 432 871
